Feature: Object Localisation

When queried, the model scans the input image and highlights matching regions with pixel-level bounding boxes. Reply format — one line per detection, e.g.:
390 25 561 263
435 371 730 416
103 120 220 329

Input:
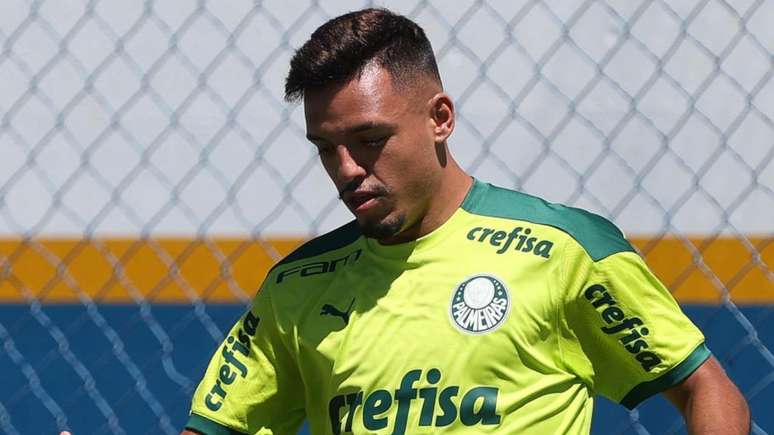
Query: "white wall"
1 0 772 236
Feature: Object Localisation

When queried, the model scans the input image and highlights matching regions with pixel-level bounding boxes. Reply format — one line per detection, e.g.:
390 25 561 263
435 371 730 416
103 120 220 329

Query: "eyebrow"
306 121 393 142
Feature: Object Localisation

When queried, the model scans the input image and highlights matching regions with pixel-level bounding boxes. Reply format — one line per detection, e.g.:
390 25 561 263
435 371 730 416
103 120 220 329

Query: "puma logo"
320 298 355 325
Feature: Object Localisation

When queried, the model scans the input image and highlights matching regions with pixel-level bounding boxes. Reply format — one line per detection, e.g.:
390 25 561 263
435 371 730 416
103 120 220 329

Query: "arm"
182 286 304 435
663 356 750 434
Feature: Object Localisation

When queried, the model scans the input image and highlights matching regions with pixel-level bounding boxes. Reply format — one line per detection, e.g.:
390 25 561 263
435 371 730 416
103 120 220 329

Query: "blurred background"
0 0 772 433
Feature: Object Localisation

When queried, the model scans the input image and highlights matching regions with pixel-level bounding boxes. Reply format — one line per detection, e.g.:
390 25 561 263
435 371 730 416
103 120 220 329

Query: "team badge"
449 274 510 334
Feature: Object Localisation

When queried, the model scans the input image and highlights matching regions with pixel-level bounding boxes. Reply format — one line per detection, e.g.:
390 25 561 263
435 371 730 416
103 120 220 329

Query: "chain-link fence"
1 0 772 434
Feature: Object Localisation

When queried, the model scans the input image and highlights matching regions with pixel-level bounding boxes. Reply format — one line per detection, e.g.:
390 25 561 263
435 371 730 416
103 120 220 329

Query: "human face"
304 65 441 242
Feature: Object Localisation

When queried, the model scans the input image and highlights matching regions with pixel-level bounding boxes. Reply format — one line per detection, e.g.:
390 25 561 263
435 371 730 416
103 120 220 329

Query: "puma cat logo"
321 298 355 325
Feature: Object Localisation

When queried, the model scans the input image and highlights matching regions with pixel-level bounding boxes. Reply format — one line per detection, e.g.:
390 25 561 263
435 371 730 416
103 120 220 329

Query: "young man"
183 8 749 434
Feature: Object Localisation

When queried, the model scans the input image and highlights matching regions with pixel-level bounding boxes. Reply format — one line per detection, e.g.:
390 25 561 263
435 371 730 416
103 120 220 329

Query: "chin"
358 214 406 240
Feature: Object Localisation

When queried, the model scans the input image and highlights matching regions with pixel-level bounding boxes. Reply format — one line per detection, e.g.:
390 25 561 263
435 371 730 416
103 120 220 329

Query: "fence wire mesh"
0 0 772 434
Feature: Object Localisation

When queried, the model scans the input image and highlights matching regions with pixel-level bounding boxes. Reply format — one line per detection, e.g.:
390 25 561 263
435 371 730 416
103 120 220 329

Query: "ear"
428 92 455 144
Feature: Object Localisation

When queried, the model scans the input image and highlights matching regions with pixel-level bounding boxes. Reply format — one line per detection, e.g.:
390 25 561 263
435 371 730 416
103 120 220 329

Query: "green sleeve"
561 246 709 408
186 286 305 434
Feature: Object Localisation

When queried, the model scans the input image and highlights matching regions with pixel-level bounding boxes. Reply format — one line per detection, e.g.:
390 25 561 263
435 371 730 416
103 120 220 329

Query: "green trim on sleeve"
185 413 245 435
620 343 711 409
461 179 635 261
272 220 362 269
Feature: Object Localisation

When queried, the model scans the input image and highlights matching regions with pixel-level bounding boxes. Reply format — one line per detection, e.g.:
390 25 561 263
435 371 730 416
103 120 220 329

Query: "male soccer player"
182 8 749 434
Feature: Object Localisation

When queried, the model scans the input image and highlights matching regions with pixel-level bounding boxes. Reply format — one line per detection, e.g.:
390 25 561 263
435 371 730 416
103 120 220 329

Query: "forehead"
303 65 409 134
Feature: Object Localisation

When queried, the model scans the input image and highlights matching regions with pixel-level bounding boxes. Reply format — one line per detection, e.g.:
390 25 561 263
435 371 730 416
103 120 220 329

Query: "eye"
361 136 388 148
317 145 335 156
311 141 334 156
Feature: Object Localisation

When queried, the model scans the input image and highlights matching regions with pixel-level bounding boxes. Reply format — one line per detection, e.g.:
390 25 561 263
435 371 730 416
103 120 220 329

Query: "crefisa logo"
450 274 510 334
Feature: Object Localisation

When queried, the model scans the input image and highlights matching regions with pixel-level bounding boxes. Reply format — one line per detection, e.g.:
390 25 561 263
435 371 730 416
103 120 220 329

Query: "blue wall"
1 305 770 434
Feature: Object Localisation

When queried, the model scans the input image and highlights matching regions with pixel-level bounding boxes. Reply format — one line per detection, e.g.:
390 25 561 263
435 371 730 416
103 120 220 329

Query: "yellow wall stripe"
0 236 771 303
633 236 772 304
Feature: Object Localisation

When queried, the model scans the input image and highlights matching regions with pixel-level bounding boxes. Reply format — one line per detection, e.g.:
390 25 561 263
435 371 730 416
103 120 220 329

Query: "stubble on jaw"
337 179 406 240
359 213 406 240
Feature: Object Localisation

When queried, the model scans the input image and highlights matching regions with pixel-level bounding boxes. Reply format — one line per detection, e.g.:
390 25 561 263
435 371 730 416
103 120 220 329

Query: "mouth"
343 191 383 214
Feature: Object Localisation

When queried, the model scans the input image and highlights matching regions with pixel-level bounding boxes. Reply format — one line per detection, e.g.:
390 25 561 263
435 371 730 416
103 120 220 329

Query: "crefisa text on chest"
467 225 554 258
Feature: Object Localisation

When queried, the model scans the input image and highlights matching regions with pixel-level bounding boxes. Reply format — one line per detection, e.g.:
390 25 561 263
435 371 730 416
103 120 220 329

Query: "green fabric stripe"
273 220 362 268
620 343 711 409
462 179 635 261
185 413 245 435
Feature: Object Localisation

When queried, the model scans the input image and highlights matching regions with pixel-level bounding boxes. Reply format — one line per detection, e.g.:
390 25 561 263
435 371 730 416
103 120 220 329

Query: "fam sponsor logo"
204 310 260 411
328 368 500 434
450 275 510 334
276 249 362 283
584 284 662 371
466 226 554 258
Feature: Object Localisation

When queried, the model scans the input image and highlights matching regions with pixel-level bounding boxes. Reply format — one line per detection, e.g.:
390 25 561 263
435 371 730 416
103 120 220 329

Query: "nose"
335 144 366 182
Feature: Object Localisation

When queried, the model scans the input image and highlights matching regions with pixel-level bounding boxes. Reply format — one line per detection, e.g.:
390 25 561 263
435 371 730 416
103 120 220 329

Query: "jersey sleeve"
186 285 305 434
559 241 710 409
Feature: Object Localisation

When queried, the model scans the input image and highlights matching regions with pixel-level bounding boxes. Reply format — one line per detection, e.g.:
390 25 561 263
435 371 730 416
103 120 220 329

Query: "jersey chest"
293 251 567 434
297 249 564 385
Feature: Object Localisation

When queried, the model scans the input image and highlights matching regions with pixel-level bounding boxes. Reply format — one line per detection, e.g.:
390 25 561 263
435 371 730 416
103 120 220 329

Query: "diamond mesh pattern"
0 1 771 433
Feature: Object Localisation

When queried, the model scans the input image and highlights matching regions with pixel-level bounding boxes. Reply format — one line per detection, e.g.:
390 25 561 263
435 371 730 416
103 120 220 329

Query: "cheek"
391 144 436 182
377 150 432 200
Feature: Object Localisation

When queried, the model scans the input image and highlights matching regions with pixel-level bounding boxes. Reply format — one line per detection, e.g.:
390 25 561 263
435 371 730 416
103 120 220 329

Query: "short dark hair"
284 8 442 102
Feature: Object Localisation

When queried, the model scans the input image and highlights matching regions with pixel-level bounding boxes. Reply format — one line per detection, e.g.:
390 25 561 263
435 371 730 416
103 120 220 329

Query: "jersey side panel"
266 237 368 434
560 246 708 406
188 221 365 434
188 286 305 434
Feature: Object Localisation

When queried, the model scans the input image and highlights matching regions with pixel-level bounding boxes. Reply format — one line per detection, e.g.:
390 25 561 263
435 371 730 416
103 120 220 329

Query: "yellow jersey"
186 179 708 434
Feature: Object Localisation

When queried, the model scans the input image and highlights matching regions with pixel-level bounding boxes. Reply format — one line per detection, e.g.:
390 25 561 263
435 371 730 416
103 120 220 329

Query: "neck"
378 160 472 245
